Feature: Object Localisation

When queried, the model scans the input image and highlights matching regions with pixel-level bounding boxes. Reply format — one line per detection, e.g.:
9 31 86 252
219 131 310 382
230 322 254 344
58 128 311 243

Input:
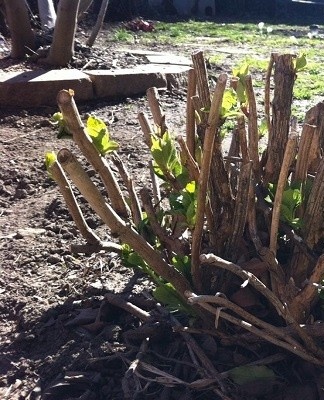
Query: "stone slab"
0 69 94 107
145 55 192 66
85 64 192 99
117 48 171 56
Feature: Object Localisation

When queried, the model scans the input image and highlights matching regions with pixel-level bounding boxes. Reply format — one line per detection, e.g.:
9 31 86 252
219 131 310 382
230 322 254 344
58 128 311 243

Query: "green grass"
110 20 324 114
113 28 134 43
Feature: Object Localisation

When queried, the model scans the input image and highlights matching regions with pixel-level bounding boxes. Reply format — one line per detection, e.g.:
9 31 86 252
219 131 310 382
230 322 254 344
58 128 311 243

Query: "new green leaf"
86 115 119 155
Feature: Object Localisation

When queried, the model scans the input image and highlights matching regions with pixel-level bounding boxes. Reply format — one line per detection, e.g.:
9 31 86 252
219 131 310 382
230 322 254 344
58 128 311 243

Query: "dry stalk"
111 153 142 227
224 162 252 260
104 293 151 322
200 253 324 360
186 68 197 157
140 187 188 256
269 132 298 254
177 136 200 182
170 315 230 398
200 254 286 318
191 94 203 124
191 73 227 292
264 52 277 141
186 292 303 350
56 89 129 218
49 160 100 245
245 74 261 181
293 123 316 185
302 158 324 248
146 87 167 133
191 51 211 119
237 114 250 164
189 297 323 366
290 159 324 287
290 255 324 322
138 111 153 148
57 148 192 299
264 54 296 184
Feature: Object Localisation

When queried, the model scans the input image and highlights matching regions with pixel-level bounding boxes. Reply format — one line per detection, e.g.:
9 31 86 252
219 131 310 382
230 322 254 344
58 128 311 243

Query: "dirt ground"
1 19 323 400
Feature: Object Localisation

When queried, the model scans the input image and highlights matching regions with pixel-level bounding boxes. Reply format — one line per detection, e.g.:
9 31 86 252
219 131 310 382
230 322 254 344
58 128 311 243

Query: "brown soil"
1 21 323 400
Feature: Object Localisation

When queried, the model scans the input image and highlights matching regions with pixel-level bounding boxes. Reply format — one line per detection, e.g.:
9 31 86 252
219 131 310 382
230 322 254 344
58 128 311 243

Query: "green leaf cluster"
44 151 57 177
295 53 307 71
233 61 250 104
220 89 239 118
151 130 188 186
169 181 197 229
50 112 71 139
85 115 119 155
121 244 195 315
51 113 118 156
266 183 302 228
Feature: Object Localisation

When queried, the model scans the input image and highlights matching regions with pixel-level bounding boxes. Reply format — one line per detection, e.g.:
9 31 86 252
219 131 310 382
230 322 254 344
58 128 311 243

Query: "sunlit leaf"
295 53 307 71
86 115 118 155
50 112 72 139
44 151 57 177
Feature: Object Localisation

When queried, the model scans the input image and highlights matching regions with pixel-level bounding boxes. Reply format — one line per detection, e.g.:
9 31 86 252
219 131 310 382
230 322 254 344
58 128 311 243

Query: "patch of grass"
113 28 134 43
120 20 324 112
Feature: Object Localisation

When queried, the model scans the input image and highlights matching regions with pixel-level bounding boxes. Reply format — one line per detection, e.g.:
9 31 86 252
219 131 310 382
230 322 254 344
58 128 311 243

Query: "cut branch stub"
264 54 296 184
57 89 130 219
57 148 192 300
191 73 227 292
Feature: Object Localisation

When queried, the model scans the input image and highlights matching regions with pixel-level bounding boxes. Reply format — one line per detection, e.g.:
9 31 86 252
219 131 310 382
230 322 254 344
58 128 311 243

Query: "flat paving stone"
145 55 192 66
86 64 192 99
0 69 93 107
0 61 192 107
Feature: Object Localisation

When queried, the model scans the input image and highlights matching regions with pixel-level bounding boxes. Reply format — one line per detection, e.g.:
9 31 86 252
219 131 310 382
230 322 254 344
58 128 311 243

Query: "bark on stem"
49 159 100 245
264 54 296 184
58 148 192 299
186 68 197 158
191 51 211 120
86 0 109 47
191 73 227 292
264 53 277 142
245 75 261 182
57 89 129 218
46 0 79 66
269 133 298 255
146 87 167 133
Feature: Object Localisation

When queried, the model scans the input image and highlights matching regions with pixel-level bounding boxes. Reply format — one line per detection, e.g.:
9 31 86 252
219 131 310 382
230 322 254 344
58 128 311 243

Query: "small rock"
47 255 61 264
14 188 27 199
16 228 46 238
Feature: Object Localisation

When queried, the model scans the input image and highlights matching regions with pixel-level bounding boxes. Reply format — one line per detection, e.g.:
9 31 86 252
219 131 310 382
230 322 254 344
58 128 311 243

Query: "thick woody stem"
187 292 323 366
186 68 197 158
58 148 192 299
191 51 211 121
269 133 298 255
49 160 100 245
56 89 129 218
111 153 142 228
191 73 227 292
138 111 153 148
264 53 277 142
146 87 167 134
245 75 261 182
